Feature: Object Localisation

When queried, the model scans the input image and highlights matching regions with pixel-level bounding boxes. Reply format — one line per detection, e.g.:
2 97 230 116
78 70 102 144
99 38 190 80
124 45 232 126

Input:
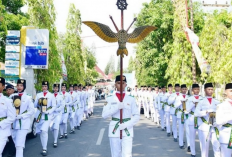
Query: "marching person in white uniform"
131 85 139 111
89 84 95 115
11 79 34 157
175 84 190 150
164 84 173 136
0 77 16 157
168 83 181 142
216 83 232 157
50 84 64 148
194 83 220 157
153 87 159 125
68 84 78 134
186 83 203 157
73 84 81 130
102 75 140 157
157 86 167 131
83 87 89 120
59 83 72 139
34 81 56 156
146 86 153 119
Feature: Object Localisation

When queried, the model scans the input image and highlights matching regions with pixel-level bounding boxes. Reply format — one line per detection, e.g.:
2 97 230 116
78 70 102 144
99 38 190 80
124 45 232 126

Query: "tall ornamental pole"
83 0 157 139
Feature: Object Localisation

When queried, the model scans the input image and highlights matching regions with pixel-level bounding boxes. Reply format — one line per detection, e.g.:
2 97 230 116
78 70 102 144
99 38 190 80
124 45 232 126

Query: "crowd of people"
128 83 232 157
0 77 95 157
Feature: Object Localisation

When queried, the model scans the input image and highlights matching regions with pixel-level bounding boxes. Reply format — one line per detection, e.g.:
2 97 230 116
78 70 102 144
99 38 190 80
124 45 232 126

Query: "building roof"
95 65 107 79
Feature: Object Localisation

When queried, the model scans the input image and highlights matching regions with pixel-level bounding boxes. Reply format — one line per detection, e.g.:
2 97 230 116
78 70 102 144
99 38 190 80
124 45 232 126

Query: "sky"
53 0 151 72
21 0 232 72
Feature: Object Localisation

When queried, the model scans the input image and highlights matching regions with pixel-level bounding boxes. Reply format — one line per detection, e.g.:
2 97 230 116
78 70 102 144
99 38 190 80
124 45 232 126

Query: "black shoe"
53 143 57 148
167 133 171 137
41 150 47 156
162 129 165 131
7 155 15 157
64 133 68 139
187 146 191 152
155 122 157 124
174 138 178 142
59 135 64 139
157 125 161 128
70 130 75 134
86 116 89 119
164 127 166 130
191 155 196 157
80 122 82 126
179 146 185 149
172 132 173 136
77 126 80 130
74 126 77 130
88 113 91 117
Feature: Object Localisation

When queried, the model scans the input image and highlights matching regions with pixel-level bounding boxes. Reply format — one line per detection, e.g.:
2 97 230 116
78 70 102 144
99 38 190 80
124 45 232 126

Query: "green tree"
104 55 115 75
63 3 84 84
135 0 174 86
127 56 134 73
200 10 232 84
27 0 61 90
0 0 29 62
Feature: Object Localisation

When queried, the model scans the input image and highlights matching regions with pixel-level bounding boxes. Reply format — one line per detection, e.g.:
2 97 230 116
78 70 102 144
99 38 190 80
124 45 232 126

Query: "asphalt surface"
3 100 214 157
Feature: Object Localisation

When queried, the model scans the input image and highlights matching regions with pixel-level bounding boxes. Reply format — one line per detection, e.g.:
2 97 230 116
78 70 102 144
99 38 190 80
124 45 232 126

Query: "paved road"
4 100 214 157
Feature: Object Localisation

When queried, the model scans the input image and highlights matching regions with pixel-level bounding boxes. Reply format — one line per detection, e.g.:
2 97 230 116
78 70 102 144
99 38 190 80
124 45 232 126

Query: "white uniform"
102 93 140 157
216 99 232 157
142 91 148 118
157 92 168 129
34 92 56 151
175 93 190 147
90 89 95 114
74 90 81 127
146 91 154 119
79 91 85 122
11 92 34 157
153 91 159 124
87 90 92 115
194 97 220 157
50 93 64 143
59 92 72 136
0 94 16 157
83 91 89 119
186 95 203 156
168 92 181 139
69 91 78 130
131 90 139 111
164 92 172 134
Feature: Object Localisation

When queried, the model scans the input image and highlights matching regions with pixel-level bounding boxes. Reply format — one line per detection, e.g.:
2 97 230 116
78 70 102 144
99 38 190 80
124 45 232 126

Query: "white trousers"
178 118 184 146
159 110 165 129
0 135 8 157
185 119 190 147
165 112 170 133
143 101 148 117
221 143 232 157
171 114 177 138
154 108 159 124
109 136 133 157
198 130 220 157
189 125 197 155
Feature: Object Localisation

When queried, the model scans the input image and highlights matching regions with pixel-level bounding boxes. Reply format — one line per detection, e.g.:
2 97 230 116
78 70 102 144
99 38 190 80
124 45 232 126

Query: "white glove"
184 111 189 114
118 123 127 130
118 102 125 110
43 111 49 114
16 115 22 120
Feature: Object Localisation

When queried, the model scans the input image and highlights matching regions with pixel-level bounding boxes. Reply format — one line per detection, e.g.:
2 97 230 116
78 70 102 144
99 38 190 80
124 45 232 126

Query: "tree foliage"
0 0 29 62
62 3 84 84
200 10 232 84
134 0 205 86
134 0 174 86
27 0 61 90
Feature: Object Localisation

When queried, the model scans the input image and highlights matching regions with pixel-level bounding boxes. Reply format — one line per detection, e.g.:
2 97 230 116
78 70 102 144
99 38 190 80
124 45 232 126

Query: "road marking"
96 128 105 145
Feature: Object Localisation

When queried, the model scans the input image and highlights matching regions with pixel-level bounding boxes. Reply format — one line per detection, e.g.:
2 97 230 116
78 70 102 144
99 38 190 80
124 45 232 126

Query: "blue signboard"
6 37 20 45
25 46 48 69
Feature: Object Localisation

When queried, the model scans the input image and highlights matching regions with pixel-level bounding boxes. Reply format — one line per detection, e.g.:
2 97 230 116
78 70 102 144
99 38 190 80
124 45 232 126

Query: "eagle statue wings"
83 21 157 57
